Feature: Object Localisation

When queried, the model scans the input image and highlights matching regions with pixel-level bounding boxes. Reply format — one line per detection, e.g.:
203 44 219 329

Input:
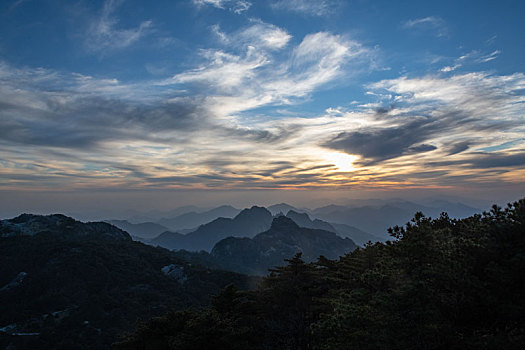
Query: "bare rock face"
161 264 187 284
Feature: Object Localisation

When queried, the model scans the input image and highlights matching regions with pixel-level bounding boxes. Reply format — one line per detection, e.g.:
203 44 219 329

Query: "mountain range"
105 220 169 240
151 206 273 251
0 199 497 349
156 205 241 232
210 216 357 275
108 200 478 246
144 205 384 252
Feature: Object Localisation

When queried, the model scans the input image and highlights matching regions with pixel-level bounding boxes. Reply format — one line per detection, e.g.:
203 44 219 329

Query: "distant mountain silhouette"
267 203 299 215
210 216 357 275
311 201 479 240
285 210 336 232
125 205 205 223
157 205 240 232
151 206 273 252
0 214 131 241
284 210 381 246
330 223 383 246
150 231 185 248
311 205 414 239
106 220 169 239
149 206 383 252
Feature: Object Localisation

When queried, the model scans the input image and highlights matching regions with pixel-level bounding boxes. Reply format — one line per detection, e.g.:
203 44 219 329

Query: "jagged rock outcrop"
161 264 187 284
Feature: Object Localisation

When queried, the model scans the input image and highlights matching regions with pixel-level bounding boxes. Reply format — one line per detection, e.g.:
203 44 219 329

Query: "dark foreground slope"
0 215 254 350
118 199 525 350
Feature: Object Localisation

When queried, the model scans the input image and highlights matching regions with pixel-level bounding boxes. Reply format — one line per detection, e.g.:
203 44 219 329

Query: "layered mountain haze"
267 203 300 216
330 222 383 246
105 220 169 240
210 216 357 275
285 210 337 232
129 200 477 251
150 206 273 252
311 200 480 240
156 205 241 232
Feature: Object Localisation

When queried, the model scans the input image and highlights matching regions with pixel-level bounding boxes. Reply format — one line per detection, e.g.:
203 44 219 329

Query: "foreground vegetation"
0 235 254 349
116 199 525 350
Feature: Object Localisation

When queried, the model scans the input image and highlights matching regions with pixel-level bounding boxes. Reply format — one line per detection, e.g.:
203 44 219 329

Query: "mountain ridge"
0 214 131 241
210 216 357 275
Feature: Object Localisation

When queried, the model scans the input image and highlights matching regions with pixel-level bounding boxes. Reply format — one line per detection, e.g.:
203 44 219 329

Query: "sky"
0 0 524 216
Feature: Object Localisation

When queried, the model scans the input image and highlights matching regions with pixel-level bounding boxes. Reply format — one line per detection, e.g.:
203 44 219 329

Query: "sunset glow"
0 0 523 214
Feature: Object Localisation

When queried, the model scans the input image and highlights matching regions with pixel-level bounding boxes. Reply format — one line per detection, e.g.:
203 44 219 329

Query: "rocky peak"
270 216 299 231
234 206 272 221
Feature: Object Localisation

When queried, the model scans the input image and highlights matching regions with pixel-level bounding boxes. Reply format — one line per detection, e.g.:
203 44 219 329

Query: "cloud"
212 21 292 50
476 50 501 63
239 21 292 49
1 16 523 193
427 152 525 169
271 0 339 17
162 28 370 116
85 0 153 53
402 16 447 37
0 59 308 191
323 72 525 167
440 64 460 72
323 119 439 165
440 50 501 72
193 0 252 14
446 141 472 155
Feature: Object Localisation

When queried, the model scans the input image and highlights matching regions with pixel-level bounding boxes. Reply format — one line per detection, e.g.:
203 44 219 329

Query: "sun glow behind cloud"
323 152 359 172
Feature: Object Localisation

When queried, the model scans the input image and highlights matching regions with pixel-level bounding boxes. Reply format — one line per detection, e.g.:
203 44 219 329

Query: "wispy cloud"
440 50 502 72
271 0 339 17
402 16 447 37
477 50 501 63
85 0 153 53
162 26 370 116
193 0 252 14
212 20 292 50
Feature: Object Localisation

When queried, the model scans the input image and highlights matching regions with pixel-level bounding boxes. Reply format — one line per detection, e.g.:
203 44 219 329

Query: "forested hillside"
0 217 255 350
116 199 525 350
